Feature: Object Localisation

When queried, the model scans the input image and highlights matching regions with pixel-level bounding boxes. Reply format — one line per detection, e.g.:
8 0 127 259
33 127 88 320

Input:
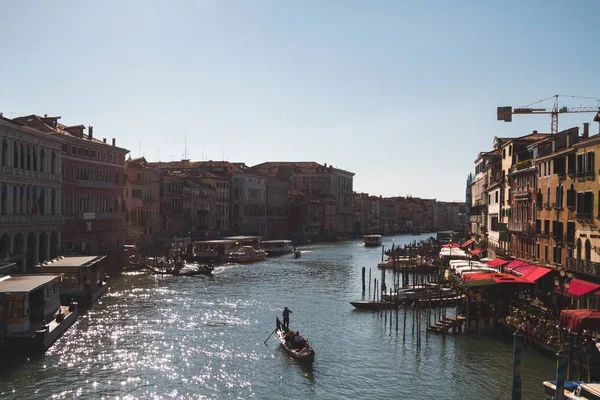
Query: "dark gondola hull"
275 317 315 362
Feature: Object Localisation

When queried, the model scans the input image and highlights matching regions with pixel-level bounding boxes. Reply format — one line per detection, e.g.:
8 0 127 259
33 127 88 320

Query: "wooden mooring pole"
361 267 366 295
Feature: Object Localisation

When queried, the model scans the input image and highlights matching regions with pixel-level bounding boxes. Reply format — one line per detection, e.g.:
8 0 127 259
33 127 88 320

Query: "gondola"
275 317 315 362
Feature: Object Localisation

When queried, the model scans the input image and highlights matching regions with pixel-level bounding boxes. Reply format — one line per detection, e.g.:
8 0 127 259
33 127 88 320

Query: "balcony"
576 213 593 221
77 212 123 220
566 258 600 278
552 202 563 211
0 166 61 183
76 179 115 189
513 189 530 200
508 221 528 233
0 214 64 227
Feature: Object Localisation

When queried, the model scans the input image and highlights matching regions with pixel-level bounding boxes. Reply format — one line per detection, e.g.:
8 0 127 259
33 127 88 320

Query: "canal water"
0 233 555 399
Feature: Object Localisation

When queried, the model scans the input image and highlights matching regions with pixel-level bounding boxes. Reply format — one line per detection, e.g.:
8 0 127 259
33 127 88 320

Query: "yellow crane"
497 94 600 134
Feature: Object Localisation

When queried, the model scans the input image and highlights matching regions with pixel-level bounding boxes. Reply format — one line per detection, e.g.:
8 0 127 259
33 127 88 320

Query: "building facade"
183 179 216 238
124 157 161 250
0 116 63 270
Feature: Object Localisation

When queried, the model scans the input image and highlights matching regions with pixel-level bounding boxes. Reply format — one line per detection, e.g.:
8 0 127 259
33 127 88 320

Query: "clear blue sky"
1 1 599 202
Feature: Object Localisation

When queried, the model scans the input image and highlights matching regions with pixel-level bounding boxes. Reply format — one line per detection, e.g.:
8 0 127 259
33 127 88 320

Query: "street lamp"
554 268 574 294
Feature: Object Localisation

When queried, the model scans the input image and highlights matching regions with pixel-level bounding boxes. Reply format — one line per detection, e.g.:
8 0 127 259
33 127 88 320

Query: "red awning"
486 258 510 268
566 278 600 297
462 272 535 288
504 260 526 272
559 309 600 332
461 239 474 248
520 265 552 282
470 248 483 256
513 263 537 276
442 243 460 248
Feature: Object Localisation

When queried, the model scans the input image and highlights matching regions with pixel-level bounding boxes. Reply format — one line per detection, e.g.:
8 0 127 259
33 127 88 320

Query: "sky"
1 1 600 202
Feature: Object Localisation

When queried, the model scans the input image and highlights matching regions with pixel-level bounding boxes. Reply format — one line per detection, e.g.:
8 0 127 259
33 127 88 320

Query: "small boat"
275 317 315 362
293 249 301 258
362 234 382 247
227 246 268 263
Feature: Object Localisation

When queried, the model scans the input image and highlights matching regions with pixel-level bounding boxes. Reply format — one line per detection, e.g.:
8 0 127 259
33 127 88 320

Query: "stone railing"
76 180 115 189
0 166 61 182
566 258 600 278
0 214 64 227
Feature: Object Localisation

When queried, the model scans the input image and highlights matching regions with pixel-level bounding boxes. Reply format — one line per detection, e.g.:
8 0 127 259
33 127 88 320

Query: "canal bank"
0 234 555 399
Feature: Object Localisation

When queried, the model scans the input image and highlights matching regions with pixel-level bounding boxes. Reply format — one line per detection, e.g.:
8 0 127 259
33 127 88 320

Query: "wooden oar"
264 328 277 344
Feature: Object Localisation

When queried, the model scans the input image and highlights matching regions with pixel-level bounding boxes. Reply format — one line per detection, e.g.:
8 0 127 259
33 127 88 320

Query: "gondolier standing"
282 307 292 329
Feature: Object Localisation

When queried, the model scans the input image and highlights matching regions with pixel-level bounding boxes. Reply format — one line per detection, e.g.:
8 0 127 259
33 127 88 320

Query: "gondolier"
282 307 292 329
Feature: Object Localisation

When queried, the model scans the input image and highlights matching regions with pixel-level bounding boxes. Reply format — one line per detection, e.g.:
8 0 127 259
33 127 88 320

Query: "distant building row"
0 112 466 269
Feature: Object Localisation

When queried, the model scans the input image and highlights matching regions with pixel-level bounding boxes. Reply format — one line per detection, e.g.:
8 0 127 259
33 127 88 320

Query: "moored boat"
275 317 315 362
294 249 301 258
227 246 268 263
350 300 398 310
362 235 382 247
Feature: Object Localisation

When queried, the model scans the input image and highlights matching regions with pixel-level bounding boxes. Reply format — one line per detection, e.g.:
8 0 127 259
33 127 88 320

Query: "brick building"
124 157 161 250
13 115 129 256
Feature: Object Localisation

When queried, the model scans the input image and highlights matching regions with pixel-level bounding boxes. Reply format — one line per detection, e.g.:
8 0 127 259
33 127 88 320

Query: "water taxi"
262 240 294 256
192 239 237 263
36 255 110 307
362 235 382 247
0 272 78 354
228 246 268 263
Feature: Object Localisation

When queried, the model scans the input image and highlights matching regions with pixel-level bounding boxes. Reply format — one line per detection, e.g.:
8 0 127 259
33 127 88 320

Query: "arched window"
1 184 6 215
40 149 45 173
537 189 543 205
32 146 37 171
26 144 31 170
51 189 56 215
20 143 25 169
13 141 18 168
51 151 56 174
585 239 592 263
1 139 7 167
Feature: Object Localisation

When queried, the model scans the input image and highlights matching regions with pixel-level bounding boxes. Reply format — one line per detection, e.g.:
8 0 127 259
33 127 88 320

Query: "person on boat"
292 331 304 349
282 307 292 329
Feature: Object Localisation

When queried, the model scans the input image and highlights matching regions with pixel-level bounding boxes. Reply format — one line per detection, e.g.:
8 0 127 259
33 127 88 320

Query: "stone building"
567 123 600 278
531 126 581 267
124 157 161 250
252 161 354 236
183 178 216 238
0 116 63 270
160 173 185 237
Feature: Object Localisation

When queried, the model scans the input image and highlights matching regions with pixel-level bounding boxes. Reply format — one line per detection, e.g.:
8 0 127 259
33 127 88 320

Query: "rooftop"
39 255 106 268
0 274 62 294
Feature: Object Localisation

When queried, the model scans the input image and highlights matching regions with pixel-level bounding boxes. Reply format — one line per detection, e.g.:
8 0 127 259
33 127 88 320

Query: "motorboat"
227 246 268 263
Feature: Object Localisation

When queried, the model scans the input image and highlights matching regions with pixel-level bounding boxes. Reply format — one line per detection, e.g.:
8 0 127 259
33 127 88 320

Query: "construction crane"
497 94 600 134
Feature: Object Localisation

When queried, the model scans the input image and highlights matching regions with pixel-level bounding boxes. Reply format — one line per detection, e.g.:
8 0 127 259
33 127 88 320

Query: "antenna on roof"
138 142 142 158
183 131 188 160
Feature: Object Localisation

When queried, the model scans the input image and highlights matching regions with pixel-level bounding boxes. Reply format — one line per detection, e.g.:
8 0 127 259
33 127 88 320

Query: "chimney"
112 138 116 147
88 126 93 139
533 130 537 134
583 123 589 138
324 163 327 167
44 114 47 118
103 138 107 143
